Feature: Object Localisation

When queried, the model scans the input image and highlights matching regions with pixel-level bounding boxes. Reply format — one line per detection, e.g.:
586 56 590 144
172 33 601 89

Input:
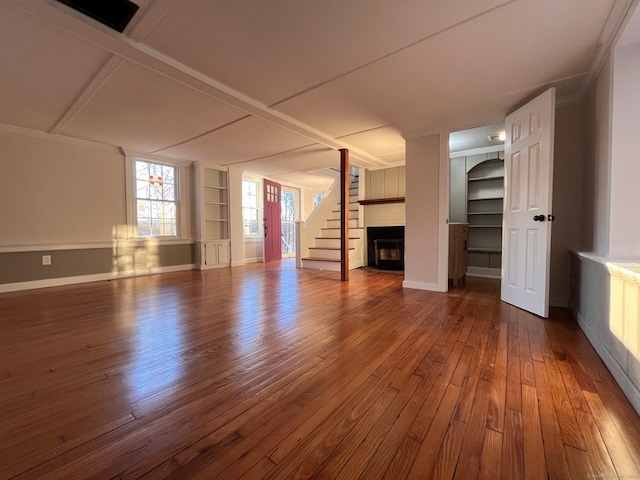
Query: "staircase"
301 177 364 271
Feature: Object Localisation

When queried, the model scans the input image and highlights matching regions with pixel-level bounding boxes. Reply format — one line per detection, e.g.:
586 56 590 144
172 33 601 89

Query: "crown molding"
0 122 118 152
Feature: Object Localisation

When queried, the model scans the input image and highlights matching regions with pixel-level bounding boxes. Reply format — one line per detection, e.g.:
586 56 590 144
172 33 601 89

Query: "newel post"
340 149 349 281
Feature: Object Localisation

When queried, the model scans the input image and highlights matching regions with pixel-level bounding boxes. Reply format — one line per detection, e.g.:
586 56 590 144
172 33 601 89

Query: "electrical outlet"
42 255 51 266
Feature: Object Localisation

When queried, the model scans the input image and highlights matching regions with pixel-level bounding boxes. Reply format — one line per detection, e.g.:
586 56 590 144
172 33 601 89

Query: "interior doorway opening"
448 122 505 286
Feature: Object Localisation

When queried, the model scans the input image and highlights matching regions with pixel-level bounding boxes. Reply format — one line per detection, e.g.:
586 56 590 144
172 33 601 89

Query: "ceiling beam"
12 0 388 168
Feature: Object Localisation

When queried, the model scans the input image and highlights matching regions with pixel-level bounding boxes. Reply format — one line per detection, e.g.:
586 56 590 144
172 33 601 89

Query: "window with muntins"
135 160 177 236
242 180 259 235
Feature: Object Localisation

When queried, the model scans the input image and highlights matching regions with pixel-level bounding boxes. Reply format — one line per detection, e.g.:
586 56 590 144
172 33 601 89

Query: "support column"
340 149 349 281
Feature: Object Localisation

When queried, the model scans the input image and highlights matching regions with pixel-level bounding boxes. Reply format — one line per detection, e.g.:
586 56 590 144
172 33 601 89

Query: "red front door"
263 179 282 263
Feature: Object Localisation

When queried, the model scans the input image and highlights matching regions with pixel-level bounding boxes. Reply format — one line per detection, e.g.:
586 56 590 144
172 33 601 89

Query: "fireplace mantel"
358 197 405 205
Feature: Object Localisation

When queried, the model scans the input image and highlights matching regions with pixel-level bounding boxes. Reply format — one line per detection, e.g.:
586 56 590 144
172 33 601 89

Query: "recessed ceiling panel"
0 2 111 132
377 150 406 166
156 116 315 164
142 0 510 106
276 0 614 139
338 126 405 157
270 171 335 190
59 60 247 152
227 144 341 177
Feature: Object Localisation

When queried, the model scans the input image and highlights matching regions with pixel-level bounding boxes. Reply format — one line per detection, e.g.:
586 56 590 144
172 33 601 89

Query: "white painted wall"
403 133 448 292
610 42 640 259
364 204 405 227
572 28 640 416
570 254 640 415
582 56 613 255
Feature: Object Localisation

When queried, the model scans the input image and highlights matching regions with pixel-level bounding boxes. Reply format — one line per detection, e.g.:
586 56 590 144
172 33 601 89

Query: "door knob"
533 215 546 222
547 214 555 221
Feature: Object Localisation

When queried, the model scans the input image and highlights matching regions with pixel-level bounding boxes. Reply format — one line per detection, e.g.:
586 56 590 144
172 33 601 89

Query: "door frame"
263 179 282 263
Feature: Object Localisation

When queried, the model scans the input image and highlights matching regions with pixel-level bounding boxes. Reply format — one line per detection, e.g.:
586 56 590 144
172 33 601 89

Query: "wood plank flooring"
1 260 640 479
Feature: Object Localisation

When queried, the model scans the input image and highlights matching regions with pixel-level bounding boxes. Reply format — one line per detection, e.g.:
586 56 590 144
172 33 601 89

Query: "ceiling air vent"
56 0 139 33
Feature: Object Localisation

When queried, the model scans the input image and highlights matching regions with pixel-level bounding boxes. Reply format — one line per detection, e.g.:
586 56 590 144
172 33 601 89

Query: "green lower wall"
0 244 194 285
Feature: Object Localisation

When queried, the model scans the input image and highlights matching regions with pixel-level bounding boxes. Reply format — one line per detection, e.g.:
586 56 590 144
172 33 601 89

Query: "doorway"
281 186 299 258
448 88 557 318
449 122 506 281
263 179 282 263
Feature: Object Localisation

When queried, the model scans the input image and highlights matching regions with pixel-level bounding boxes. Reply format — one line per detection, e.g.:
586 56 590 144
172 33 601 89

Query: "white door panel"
501 88 555 318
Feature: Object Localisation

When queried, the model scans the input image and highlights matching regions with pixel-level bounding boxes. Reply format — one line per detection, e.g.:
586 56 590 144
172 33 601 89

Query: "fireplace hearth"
367 226 404 271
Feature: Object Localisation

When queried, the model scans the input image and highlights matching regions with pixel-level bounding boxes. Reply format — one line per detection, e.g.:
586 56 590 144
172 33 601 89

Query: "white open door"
501 88 556 318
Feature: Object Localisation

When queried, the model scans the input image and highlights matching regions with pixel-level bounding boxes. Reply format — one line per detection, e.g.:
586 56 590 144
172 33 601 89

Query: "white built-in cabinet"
195 164 230 269
203 240 230 267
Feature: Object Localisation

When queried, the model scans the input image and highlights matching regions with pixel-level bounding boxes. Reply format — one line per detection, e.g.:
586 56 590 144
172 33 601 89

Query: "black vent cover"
56 0 139 33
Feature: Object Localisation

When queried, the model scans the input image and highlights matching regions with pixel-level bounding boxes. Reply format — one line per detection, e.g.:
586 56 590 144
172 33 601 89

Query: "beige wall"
0 129 126 245
300 186 317 221
403 133 447 291
365 166 406 199
243 238 263 263
0 127 196 287
549 102 586 306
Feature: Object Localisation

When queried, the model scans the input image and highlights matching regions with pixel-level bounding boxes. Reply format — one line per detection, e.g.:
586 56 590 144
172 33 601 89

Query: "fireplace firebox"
367 226 404 271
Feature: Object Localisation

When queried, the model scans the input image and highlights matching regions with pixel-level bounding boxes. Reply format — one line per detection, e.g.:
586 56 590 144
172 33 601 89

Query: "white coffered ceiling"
0 0 636 185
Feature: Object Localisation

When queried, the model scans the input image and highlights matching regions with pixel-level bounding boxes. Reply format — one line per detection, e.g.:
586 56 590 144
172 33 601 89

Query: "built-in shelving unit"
203 168 229 241
466 158 504 278
196 165 231 269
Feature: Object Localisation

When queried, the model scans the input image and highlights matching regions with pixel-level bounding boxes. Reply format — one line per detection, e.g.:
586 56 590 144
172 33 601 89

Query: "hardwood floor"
1 260 640 479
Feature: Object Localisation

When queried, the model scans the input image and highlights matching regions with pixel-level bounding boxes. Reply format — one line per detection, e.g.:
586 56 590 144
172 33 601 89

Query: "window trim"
123 151 191 240
241 176 261 238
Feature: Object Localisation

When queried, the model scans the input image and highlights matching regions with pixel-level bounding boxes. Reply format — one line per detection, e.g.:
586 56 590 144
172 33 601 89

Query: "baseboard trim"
572 306 640 416
402 280 446 292
0 264 195 293
195 263 230 270
466 266 501 278
243 257 263 264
